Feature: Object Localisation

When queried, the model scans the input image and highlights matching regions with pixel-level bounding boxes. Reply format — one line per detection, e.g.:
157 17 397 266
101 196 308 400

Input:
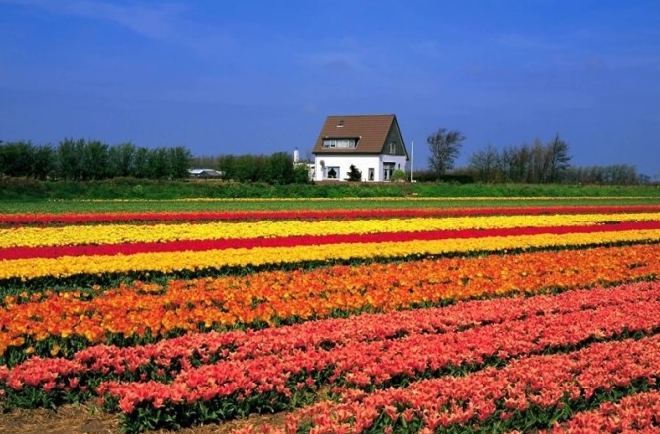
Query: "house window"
326 166 339 179
368 168 375 181
383 162 395 181
322 138 357 149
389 142 396 154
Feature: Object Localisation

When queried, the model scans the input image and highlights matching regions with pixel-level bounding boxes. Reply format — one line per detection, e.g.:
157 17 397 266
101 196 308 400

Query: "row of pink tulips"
543 390 659 433
99 296 658 415
248 335 660 433
540 390 660 434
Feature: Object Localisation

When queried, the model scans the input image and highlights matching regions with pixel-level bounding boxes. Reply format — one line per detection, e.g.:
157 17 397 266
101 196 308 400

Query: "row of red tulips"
4 282 655 398
4 220 659 261
86 294 659 432
542 390 659 433
5 205 660 225
245 335 659 434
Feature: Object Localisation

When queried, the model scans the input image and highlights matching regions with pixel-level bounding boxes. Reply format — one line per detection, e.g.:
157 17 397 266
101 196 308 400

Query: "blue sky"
1 0 659 176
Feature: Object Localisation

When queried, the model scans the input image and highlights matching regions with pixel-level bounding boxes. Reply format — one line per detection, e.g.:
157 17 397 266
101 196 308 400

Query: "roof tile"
312 114 396 154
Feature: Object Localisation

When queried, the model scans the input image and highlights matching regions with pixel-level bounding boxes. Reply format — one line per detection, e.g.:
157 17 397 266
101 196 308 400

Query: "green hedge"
1 177 658 201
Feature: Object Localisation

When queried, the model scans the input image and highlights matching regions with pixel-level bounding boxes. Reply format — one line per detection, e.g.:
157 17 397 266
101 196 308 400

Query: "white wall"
313 154 407 182
381 155 408 181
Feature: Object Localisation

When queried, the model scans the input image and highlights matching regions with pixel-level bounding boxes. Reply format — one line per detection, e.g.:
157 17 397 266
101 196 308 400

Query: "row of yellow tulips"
2 212 659 248
1 229 658 280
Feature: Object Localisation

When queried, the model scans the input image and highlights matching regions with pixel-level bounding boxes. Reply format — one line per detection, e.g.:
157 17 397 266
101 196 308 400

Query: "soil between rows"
0 403 287 434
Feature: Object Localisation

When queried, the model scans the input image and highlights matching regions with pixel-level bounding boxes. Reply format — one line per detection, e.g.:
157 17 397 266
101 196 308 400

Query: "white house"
312 114 409 182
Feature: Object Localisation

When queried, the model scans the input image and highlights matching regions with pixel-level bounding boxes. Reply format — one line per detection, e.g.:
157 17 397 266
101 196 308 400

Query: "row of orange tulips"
1 243 657 361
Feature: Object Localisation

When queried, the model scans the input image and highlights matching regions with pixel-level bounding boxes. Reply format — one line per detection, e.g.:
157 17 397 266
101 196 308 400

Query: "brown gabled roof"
312 114 397 154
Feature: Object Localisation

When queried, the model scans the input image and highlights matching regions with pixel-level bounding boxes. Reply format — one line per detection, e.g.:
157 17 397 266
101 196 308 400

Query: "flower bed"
2 223 659 281
89 295 656 427
3 281 656 404
244 335 660 434
3 204 659 225
4 212 659 249
0 244 657 362
0 204 657 433
543 390 660 433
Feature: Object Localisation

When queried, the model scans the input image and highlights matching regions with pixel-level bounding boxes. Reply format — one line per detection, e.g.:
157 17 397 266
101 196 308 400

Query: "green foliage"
391 169 407 182
0 139 191 181
293 164 312 184
168 146 192 179
0 141 45 178
267 152 295 184
32 145 56 180
210 152 300 184
564 164 645 185
1 176 658 203
108 143 136 177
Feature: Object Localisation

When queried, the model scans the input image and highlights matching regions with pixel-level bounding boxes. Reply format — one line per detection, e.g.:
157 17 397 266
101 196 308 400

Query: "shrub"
345 165 362 182
391 169 407 182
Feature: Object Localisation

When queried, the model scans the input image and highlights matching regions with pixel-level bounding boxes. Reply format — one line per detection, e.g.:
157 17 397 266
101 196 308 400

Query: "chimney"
293 147 300 163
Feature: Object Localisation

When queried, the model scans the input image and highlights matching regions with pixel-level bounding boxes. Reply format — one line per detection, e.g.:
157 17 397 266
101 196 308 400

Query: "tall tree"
32 144 55 180
528 139 546 183
131 147 150 178
81 140 109 180
266 152 294 184
147 147 171 179
497 146 516 182
108 143 136 177
168 146 192 179
0 141 35 177
427 128 465 178
546 134 571 182
57 138 85 180
468 145 499 182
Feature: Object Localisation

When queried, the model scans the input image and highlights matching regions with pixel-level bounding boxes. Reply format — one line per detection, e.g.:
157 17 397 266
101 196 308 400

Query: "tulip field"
0 200 659 433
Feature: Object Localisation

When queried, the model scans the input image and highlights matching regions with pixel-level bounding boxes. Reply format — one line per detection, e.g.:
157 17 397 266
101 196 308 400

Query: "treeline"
466 135 647 185
190 153 310 184
563 165 648 185
1 139 310 184
0 139 191 180
468 135 570 183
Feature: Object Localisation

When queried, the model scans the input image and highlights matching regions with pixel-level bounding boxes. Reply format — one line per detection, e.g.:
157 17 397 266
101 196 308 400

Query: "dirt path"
0 405 286 434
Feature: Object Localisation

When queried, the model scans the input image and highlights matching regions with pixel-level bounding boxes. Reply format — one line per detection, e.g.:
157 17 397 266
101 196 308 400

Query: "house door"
383 162 395 181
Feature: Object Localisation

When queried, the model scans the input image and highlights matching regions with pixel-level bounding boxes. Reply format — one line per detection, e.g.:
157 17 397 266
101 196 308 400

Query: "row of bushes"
0 140 314 185
192 153 310 184
0 176 657 201
0 140 192 180
415 167 652 186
